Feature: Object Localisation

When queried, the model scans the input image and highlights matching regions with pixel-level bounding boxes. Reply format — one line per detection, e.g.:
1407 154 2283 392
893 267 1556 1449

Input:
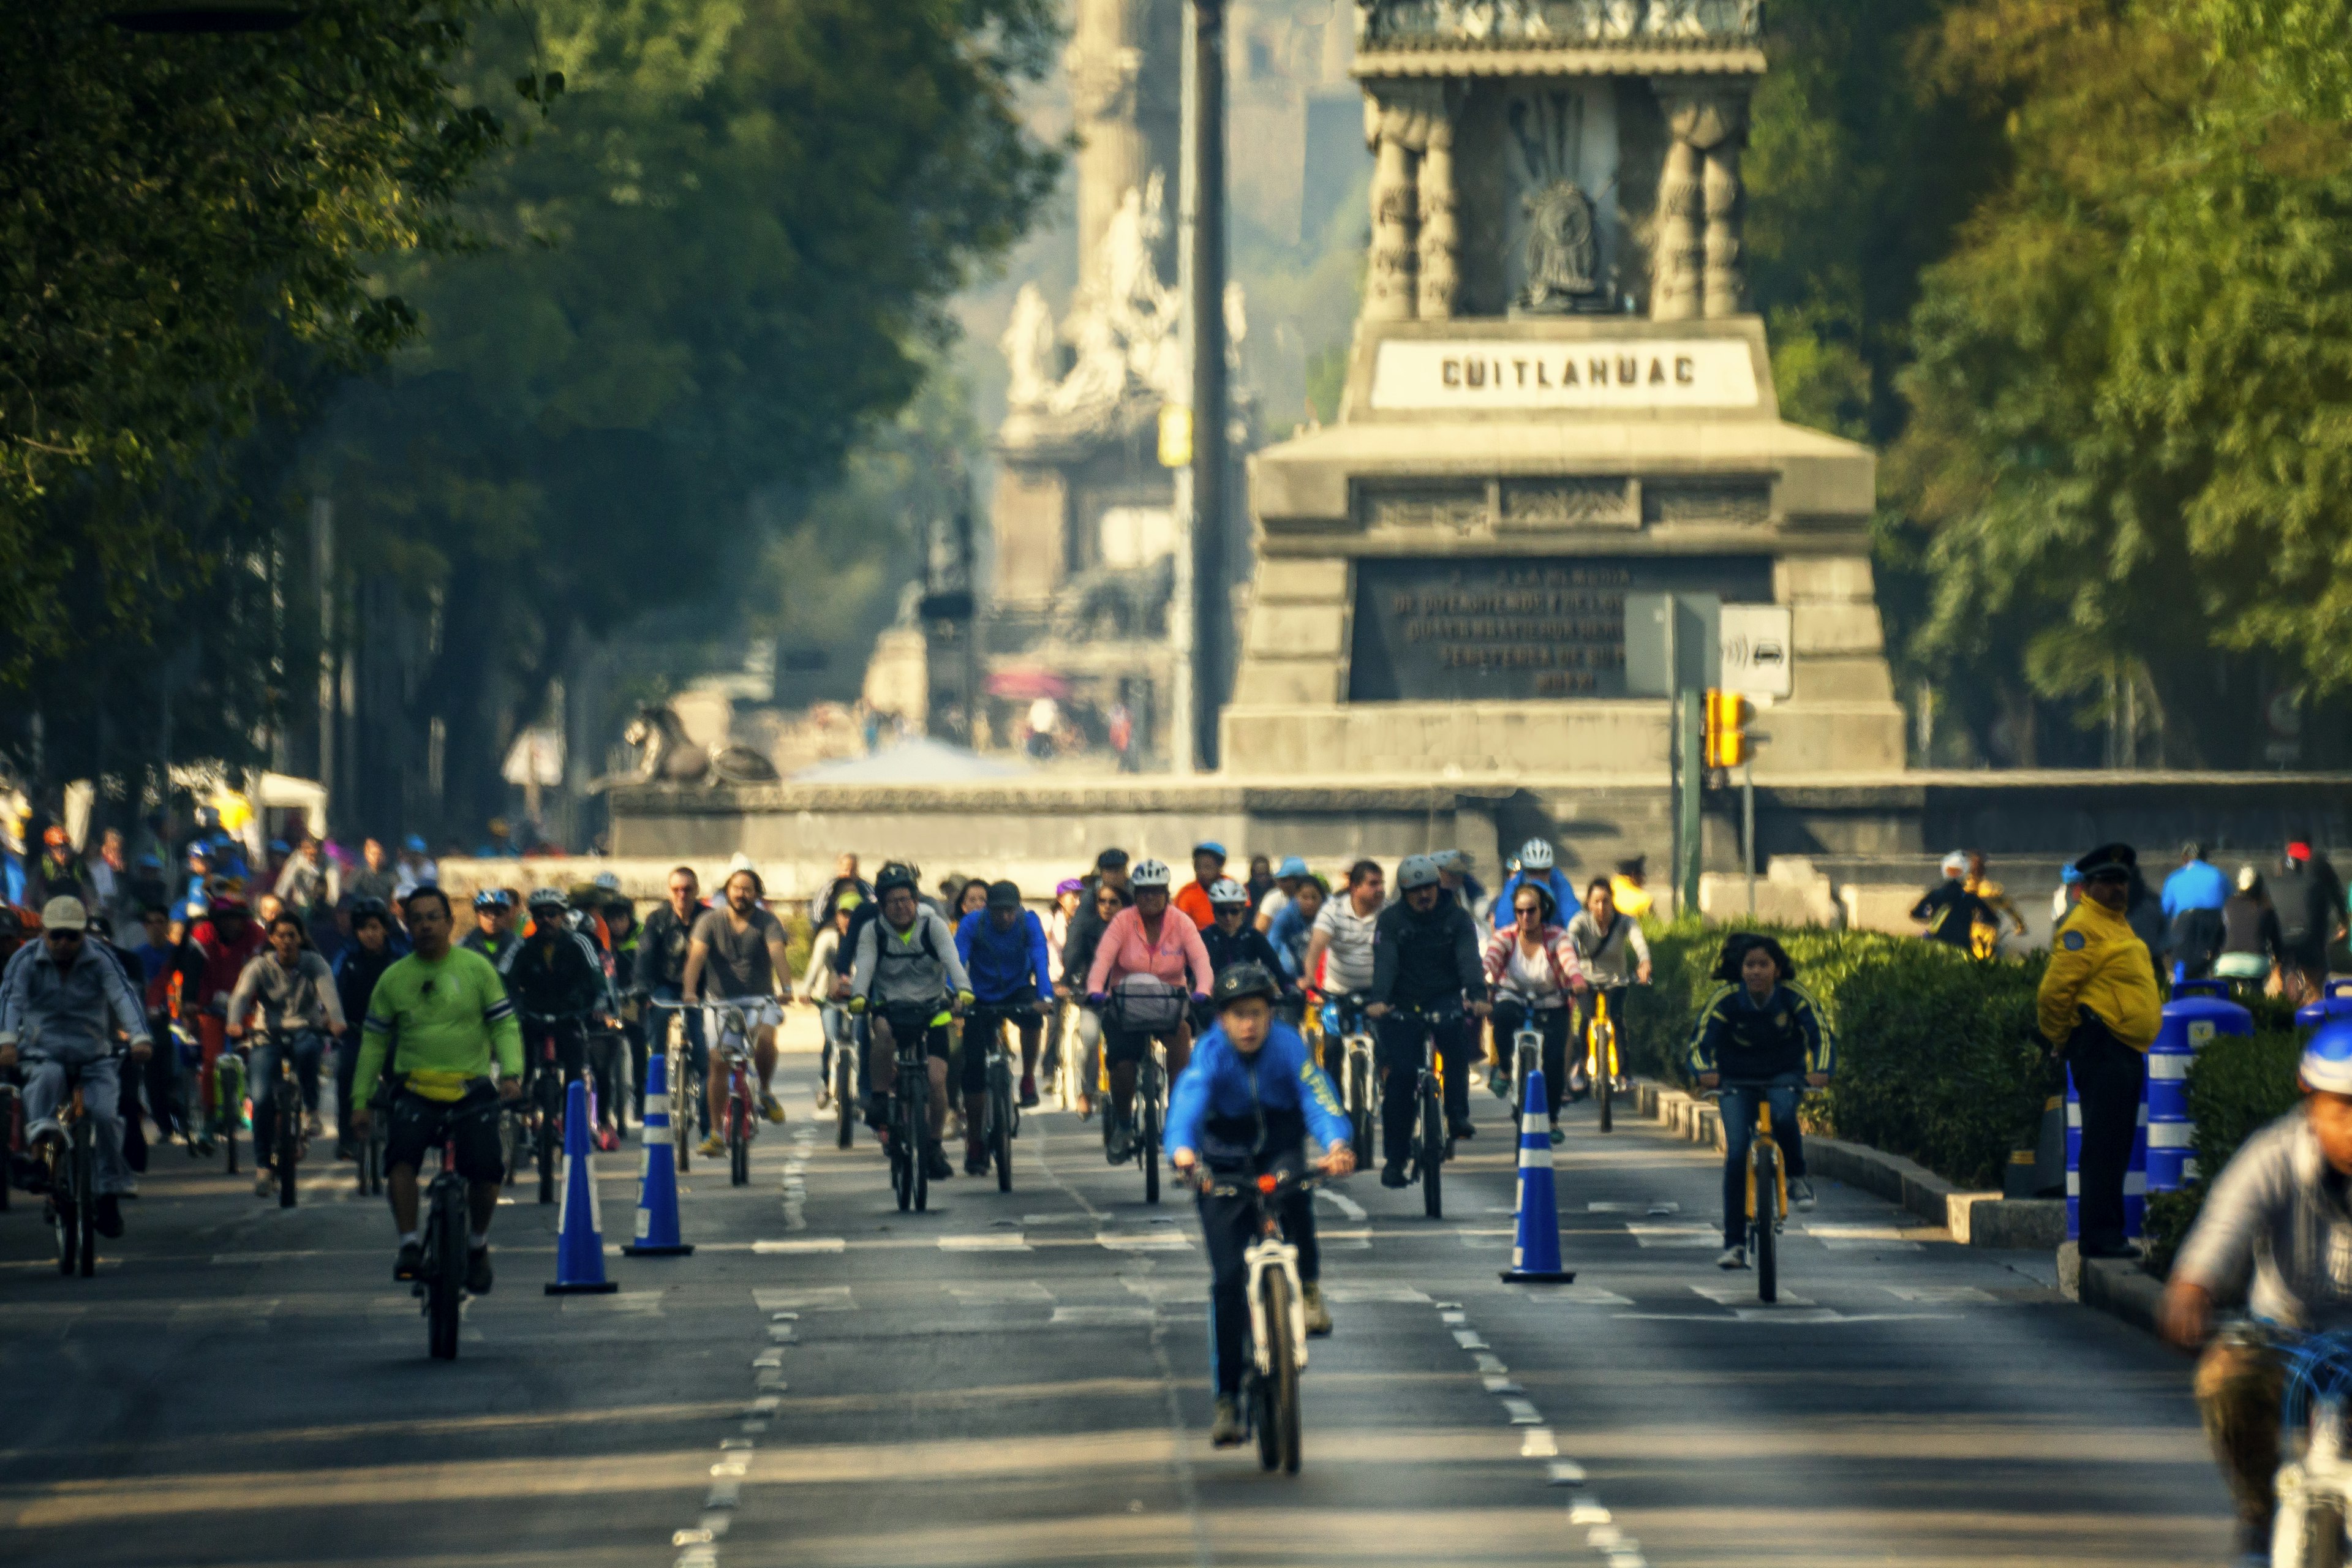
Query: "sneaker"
1548 1122 1566 1147
94 1193 124 1238
1106 1123 1134 1166
965 1143 989 1177
1449 1119 1477 1141
254 1167 275 1197
595 1126 620 1153
922 1141 956 1182
465 1246 494 1295
1381 1161 1409 1189
1210 1396 1245 1447
697 1134 726 1158
1303 1282 1333 1337
1019 1073 1039 1109
815 1077 832 1112
394 1242 423 1281
1716 1245 1747 1270
760 1091 786 1125
334 1139 356 1161
1489 1071 1512 1101
1790 1178 1816 1212
305 1110 323 1139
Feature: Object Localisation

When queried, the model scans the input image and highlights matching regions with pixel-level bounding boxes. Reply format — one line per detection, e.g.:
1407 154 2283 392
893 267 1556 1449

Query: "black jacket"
634 904 699 993
1200 923 1297 994
1060 897 1113 989
333 943 404 1032
1369 899 1485 1010
503 930 611 1019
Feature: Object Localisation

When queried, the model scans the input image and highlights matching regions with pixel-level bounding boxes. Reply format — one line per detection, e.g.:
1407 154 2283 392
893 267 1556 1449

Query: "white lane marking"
1501 1397 1544 1425
1318 1187 1368 1221
1050 1305 1156 1326
1450 1329 1490 1349
1474 1352 1509 1373
1882 1284 1997 1304
1441 1310 1469 1325
938 1233 1030 1251
1096 1232 1191 1251
1569 1495 1611 1524
1689 1283 1811 1307
1548 1460 1587 1485
1611 1309 1959 1325
753 1237 844 1254
1321 1284 1430 1303
1534 1284 1635 1306
1520 1427 1559 1457
1817 1238 1924 1252
1483 1376 1526 1394
753 1286 853 1310
949 1281 1054 1305
1626 1226 1719 1248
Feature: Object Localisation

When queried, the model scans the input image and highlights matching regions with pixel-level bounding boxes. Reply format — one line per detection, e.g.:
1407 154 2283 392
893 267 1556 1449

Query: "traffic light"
1705 688 1754 769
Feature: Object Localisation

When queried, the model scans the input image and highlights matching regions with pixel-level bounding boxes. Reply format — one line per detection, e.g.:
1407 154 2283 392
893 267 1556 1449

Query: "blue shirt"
1167 1019 1351 1169
1268 901 1316 979
1496 869 1577 929
2162 859 2230 920
954 908 1055 1004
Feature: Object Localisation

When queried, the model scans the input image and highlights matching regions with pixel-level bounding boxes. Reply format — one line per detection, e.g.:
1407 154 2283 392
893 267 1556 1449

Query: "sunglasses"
44 929 84 944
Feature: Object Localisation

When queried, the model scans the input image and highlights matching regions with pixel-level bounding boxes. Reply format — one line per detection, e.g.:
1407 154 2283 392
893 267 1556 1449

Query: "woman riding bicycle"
1566 875 1651 1099
1480 882 1581 1145
1085 858 1212 1164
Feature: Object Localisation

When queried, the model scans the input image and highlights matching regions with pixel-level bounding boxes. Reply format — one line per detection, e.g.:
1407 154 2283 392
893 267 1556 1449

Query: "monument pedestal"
1224 316 1903 779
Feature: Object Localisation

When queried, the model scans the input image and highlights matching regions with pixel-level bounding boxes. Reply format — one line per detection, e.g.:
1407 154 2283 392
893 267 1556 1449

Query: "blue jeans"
1720 1074 1807 1248
248 1030 325 1168
22 1052 130 1196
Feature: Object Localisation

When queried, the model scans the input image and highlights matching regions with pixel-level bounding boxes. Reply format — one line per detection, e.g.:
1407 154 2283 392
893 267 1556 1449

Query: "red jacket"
1172 881 1217 930
189 918 266 1015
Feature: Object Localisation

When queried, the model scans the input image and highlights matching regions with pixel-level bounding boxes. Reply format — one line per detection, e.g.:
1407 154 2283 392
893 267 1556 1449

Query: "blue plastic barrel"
2297 978 2352 1033
2147 978 2252 1193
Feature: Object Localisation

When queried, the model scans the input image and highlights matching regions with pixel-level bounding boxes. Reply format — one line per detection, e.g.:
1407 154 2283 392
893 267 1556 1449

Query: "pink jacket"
1480 923 1585 1001
1087 905 1215 997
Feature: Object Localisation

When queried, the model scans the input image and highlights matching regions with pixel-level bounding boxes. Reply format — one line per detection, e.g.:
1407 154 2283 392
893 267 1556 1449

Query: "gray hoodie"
850 907 972 1010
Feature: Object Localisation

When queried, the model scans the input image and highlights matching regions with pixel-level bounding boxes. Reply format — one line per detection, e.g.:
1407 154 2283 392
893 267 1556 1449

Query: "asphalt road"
0 1031 2234 1568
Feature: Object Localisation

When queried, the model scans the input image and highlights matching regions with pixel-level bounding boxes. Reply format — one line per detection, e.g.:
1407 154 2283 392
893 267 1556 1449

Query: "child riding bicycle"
1685 932 1833 1271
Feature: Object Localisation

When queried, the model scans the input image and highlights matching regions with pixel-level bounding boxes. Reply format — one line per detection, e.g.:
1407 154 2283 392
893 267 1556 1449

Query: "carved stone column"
1416 92 1458 320
1653 81 1750 321
1364 89 1420 322
1363 83 1453 322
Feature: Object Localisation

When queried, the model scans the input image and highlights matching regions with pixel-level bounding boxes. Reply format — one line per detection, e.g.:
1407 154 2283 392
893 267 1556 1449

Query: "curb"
1628 1080 2065 1249
2054 1240 2170 1335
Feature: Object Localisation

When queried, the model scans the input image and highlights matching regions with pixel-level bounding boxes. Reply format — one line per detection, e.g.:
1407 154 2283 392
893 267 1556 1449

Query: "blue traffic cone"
546 1078 619 1295
622 1047 693 1257
1500 1068 1575 1284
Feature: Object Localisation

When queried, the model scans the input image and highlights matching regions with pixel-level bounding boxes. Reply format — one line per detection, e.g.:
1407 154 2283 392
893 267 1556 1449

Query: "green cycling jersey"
354 946 524 1105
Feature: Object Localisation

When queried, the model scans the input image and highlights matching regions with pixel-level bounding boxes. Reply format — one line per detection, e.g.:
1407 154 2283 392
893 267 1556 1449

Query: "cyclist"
1687 933 1833 1270
1253 856 1311 935
186 891 265 1153
1305 859 1384 1033
1494 839 1575 935
1169 960 1355 1446
1085 858 1213 1164
801 893 858 1109
0 897 153 1239
1565 875 1651 1098
1480 881 1580 1144
2160 1020 2352 1564
682 865 793 1151
462 888 518 965
633 865 706 1128
1268 875 1325 986
503 888 614 1142
226 910 346 1196
332 897 404 1158
1200 879 1296 1016
350 886 524 1290
1365 854 1489 1186
849 864 972 1183
1058 877 1131 1118
953 881 1054 1170
1912 850 1996 952
594 880 647 1124
1173 841 1228 930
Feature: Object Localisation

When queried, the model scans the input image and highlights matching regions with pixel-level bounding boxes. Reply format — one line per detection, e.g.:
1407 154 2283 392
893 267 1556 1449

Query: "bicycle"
977 1006 1026 1194
415 1089 501 1361
645 998 703 1175
821 1005 858 1150
518 1009 589 1205
2268 1327 2352 1566
211 1042 248 1176
29 1063 104 1278
1386 1000 1461 1220
586 1020 631 1149
1105 981 1188 1207
1705 1079 1807 1304
876 1000 943 1213
1191 1166 1324 1475
1324 992 1378 1172
357 1083 388 1198
1587 990 1619 1134
252 1025 309 1208
706 997 768 1188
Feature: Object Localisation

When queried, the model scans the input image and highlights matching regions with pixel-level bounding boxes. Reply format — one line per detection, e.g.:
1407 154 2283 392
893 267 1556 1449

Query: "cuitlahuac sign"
1223 0 1902 778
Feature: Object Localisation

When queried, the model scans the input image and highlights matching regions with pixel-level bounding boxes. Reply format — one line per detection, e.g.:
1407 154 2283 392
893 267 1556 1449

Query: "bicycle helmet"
1396 854 1441 892
1207 877 1250 907
526 886 568 911
1940 850 1969 877
1432 848 1471 873
592 870 622 892
473 888 512 910
1518 838 1555 872
986 879 1023 911
349 896 391 927
1211 960 1281 1009
873 862 919 899
1193 840 1227 860
1129 858 1172 890
1276 856 1310 880
2305 1015 2352 1095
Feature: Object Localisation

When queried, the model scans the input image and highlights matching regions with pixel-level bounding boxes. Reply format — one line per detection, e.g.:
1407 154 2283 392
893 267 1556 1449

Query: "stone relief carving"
1500 478 1634 527
1516 181 1602 312
1357 0 1760 47
1641 481 1770 525
1362 484 1491 535
1001 172 1183 437
1001 284 1059 412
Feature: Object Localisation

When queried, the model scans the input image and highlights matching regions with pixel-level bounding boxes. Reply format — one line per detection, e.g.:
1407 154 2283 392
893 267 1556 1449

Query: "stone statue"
1517 179 1600 312
1026 172 1183 430
590 703 781 790
1001 284 1058 412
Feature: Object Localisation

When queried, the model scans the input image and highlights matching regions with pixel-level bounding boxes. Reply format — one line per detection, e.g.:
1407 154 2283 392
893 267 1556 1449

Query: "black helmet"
1211 961 1281 1010
349 896 391 927
986 880 1022 911
874 862 919 899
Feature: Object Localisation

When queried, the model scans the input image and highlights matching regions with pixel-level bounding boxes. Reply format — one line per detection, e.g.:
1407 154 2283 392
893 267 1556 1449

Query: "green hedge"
2142 1026 2303 1272
1627 918 2054 1191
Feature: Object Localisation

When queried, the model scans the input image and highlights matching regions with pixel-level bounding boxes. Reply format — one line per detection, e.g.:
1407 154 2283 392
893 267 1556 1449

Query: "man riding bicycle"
502 889 616 1140
954 880 1054 1170
0 897 152 1238
186 891 265 1153
463 888 519 965
227 909 347 1196
1365 854 1490 1188
850 864 973 1183
1687 933 1833 1270
632 866 706 1129
682 865 794 1153
349 886 524 1293
1169 961 1355 1447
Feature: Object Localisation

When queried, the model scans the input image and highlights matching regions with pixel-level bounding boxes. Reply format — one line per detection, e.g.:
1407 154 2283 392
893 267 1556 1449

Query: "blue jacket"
954 908 1054 1005
1268 901 1316 979
1167 1020 1351 1170
1496 869 1578 929
2162 859 2230 920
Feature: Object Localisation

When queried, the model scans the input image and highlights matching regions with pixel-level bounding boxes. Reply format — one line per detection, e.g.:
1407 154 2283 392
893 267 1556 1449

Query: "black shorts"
873 1003 951 1065
961 997 1039 1093
383 1087 504 1183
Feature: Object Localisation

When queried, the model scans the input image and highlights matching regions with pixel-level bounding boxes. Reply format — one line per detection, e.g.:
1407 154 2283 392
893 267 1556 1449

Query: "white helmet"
1518 838 1555 872
1207 877 1250 907
1130 858 1172 890
526 886 569 911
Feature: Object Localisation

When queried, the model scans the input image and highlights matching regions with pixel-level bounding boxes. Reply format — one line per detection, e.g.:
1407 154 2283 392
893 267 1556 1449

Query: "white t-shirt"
1505 940 1566 1006
1256 886 1291 930
1313 898 1380 992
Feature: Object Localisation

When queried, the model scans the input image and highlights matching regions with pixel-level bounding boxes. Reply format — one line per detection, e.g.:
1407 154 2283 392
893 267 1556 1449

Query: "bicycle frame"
2267 1329 2352 1566
1741 1093 1790 1230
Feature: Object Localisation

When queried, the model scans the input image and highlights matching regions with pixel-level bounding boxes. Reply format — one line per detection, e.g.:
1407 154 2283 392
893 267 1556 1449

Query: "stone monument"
987 0 1188 764
1223 0 1904 779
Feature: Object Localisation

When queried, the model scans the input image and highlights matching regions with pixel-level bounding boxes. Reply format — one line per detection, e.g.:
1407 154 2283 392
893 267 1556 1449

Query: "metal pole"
1186 0 1228 772
1743 756 1755 916
1679 692 1704 918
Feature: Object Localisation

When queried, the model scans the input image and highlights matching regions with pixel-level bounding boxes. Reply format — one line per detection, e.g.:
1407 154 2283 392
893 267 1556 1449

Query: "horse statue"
589 703 780 791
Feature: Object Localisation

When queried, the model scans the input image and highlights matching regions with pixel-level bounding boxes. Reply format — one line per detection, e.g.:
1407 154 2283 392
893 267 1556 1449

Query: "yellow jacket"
2036 895 2160 1051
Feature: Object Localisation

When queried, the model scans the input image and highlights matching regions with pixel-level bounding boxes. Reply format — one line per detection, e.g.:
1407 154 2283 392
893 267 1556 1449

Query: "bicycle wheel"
835 1042 856 1150
73 1119 96 1277
1594 1035 1613 1134
1262 1268 1302 1474
535 1077 559 1204
276 1080 300 1208
673 1056 694 1174
891 1106 913 1212
992 1071 1014 1193
426 1188 464 1360
729 1090 750 1187
1348 1058 1373 1165
219 1058 243 1175
1752 1143 1780 1305
1420 1089 1445 1220
1141 1061 1161 1206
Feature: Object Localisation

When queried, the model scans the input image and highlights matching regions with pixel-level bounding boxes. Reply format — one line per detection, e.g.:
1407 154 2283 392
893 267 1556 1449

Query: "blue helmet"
2305 1016 2352 1095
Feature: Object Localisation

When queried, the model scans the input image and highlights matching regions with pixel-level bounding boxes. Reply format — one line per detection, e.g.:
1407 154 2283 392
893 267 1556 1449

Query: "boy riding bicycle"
1168 962 1355 1448
1686 933 1833 1270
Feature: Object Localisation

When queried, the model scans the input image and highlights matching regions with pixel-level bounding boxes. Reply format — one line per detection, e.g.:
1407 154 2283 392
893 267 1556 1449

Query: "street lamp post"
1182 0 1228 774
